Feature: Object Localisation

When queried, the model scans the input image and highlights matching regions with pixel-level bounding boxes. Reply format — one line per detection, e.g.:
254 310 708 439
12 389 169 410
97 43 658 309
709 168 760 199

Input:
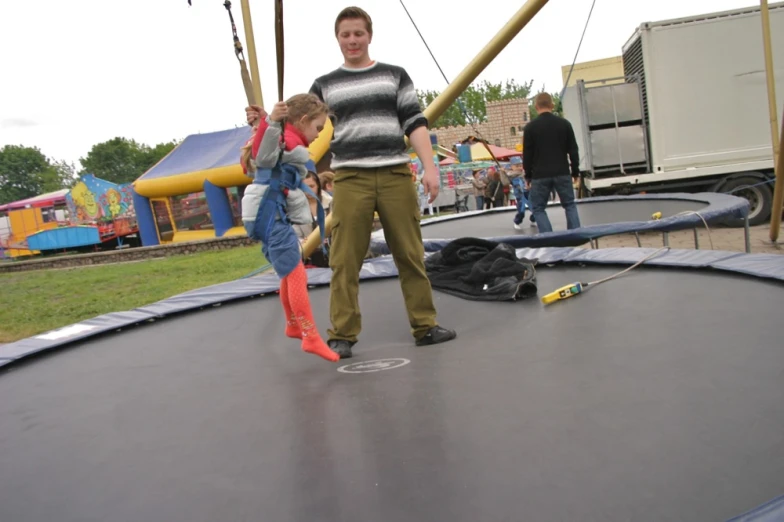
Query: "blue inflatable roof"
138 127 253 181
137 126 319 181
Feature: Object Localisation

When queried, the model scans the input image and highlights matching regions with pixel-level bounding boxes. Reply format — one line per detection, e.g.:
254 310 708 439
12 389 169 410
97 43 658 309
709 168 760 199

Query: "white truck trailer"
562 2 784 225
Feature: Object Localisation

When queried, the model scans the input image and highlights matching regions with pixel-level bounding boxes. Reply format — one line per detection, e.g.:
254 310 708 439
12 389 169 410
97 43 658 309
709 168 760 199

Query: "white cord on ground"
585 246 671 288
541 247 671 305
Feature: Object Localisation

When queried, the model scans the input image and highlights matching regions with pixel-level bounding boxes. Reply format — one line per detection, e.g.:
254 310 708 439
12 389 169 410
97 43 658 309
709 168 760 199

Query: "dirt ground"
588 223 783 255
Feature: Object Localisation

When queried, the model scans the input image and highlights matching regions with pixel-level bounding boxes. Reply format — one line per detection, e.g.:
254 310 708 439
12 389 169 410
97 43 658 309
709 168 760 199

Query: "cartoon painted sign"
66 174 135 224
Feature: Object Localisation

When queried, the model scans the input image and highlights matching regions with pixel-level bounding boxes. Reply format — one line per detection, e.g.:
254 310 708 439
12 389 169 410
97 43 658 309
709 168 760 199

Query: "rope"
584 247 669 287
398 0 506 173
560 0 597 100
223 1 244 62
401 0 598 173
722 177 775 194
673 211 714 250
272 0 287 152
275 0 285 102
219 1 256 106
398 0 450 86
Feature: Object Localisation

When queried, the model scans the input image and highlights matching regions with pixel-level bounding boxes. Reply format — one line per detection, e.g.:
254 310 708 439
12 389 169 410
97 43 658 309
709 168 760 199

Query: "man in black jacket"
523 92 581 232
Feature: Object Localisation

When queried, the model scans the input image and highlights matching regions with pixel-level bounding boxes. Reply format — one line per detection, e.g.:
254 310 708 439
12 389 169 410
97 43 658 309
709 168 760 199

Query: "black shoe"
328 339 354 359
415 326 457 346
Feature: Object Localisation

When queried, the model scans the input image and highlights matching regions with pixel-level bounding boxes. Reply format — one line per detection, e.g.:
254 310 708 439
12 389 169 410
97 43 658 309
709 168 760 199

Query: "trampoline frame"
381 192 752 253
2 245 781 372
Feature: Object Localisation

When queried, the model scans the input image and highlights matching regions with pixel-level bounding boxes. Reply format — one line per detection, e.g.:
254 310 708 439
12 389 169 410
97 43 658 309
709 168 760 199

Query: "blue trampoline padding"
726 495 784 521
371 192 750 252
138 127 253 180
0 246 781 369
711 254 784 281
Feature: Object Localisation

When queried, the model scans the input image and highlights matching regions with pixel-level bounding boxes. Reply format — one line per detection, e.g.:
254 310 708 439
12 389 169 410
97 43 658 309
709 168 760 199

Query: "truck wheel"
720 176 773 226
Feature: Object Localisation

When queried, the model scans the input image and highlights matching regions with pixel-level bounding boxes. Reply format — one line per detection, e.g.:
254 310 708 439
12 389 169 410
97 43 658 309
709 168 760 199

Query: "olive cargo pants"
328 164 438 343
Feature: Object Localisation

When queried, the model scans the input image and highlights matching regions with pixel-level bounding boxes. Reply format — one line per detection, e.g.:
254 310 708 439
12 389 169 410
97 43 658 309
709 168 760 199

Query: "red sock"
286 262 339 362
279 276 301 339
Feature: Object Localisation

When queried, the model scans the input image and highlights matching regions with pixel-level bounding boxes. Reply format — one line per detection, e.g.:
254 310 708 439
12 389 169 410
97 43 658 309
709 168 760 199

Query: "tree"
146 142 178 168
417 79 534 129
0 145 54 205
42 160 78 191
79 137 178 185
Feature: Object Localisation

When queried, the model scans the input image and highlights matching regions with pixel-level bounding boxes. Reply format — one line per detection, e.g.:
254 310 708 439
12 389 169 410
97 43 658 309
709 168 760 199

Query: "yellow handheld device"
540 247 670 307
541 282 584 305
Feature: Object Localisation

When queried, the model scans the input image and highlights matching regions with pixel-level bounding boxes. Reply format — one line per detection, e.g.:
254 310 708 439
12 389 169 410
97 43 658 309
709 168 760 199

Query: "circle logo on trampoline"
338 358 411 374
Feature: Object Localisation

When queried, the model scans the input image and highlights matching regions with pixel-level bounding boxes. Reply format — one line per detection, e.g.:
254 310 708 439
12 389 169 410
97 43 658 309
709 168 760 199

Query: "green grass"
0 246 268 344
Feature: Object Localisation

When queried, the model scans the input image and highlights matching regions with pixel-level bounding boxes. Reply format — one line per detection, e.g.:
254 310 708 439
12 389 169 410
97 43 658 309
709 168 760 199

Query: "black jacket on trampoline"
424 237 538 301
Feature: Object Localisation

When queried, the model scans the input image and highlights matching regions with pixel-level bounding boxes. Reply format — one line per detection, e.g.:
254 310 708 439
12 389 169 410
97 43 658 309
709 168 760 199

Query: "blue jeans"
529 175 581 233
512 180 532 225
244 208 301 279
475 195 484 211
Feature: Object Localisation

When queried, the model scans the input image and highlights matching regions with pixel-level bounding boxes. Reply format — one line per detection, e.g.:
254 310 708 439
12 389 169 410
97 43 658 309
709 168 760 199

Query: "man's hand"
245 105 267 126
421 165 440 204
407 126 440 203
525 179 531 190
269 101 288 123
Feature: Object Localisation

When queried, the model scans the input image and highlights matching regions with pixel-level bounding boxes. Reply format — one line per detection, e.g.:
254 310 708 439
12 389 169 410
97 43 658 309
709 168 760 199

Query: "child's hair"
240 124 259 174
240 94 328 173
286 93 329 127
304 171 322 201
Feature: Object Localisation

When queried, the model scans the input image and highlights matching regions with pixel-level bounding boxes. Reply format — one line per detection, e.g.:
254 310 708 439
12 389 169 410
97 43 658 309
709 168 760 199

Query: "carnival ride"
0 176 139 259
0 190 69 258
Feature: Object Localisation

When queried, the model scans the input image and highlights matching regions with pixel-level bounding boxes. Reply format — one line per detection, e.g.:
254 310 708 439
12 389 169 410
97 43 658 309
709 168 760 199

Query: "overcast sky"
0 0 762 170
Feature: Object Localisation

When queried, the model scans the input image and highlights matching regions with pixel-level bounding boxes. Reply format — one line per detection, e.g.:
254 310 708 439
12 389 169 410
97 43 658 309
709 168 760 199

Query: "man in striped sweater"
249 6 456 359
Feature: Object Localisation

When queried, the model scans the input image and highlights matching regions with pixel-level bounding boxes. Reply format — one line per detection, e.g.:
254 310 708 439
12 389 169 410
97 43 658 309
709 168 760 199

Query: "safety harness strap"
253 163 327 255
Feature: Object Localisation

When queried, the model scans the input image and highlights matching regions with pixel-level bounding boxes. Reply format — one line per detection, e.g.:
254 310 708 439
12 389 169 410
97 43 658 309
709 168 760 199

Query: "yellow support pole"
760 1 780 166
761 0 783 241
770 110 784 242
240 0 263 107
423 0 550 124
302 0 550 258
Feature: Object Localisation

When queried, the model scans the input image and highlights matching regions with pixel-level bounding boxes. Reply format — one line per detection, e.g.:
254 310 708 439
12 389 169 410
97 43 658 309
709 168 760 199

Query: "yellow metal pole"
240 0 263 107
423 0 550 124
762 0 783 241
761 1 779 167
770 109 784 242
302 0 550 258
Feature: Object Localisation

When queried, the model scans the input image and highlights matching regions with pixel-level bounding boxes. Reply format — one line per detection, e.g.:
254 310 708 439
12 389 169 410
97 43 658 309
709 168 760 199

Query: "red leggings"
279 262 339 362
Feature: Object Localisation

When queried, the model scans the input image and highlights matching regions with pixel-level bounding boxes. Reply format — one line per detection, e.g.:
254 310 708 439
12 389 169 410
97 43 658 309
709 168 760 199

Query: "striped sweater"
310 61 428 169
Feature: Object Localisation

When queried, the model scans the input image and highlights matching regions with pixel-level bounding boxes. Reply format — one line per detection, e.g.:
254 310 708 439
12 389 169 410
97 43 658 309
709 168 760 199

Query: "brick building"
431 98 529 151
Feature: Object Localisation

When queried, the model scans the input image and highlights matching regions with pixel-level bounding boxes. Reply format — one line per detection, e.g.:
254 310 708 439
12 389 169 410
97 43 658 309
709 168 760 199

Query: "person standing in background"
523 92 581 232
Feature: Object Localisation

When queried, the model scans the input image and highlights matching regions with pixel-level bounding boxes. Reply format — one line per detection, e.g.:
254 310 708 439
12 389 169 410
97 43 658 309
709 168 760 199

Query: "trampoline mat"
421 199 710 238
0 266 782 522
